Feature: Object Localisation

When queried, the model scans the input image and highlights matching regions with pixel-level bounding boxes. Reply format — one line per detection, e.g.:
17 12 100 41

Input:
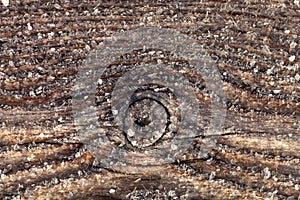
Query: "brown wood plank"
0 0 299 199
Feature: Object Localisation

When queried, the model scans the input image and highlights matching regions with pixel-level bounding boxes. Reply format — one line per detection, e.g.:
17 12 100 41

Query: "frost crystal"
1 0 8 6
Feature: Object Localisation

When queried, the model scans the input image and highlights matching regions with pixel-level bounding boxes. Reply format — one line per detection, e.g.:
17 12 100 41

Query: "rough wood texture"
0 1 299 199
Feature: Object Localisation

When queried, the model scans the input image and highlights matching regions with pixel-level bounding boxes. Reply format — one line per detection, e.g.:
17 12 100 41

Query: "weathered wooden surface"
0 1 299 199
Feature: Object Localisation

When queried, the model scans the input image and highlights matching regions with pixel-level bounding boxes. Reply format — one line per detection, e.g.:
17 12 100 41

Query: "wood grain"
0 1 299 199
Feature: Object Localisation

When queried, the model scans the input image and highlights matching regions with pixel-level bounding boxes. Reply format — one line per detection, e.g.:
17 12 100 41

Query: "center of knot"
124 98 169 148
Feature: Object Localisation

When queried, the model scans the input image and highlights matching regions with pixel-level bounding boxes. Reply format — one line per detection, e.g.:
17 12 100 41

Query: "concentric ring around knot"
72 27 226 173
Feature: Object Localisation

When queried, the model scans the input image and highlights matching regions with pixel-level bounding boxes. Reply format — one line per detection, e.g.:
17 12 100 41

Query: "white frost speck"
171 144 178 150
131 140 138 146
266 68 272 75
295 74 300 81
93 9 99 14
294 0 299 6
263 167 271 179
48 24 56 28
54 3 62 10
289 55 296 62
127 129 135 137
168 190 176 197
290 41 297 49
250 60 256 67
273 89 281 94
29 90 36 97
97 79 103 85
48 32 55 38
77 170 83 176
109 189 116 194
37 33 43 39
1 0 9 6
112 109 118 115
27 23 33 31
8 60 14 67
85 44 91 51
209 172 216 181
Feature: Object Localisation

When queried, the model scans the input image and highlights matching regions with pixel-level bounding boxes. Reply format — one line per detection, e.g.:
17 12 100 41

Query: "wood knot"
72 28 226 173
